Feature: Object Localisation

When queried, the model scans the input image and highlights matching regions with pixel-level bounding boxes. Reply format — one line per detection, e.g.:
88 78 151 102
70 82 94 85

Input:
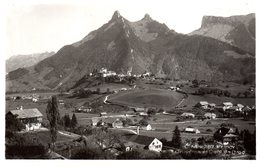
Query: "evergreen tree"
64 114 71 128
6 114 25 132
46 96 60 149
171 126 182 148
71 113 78 128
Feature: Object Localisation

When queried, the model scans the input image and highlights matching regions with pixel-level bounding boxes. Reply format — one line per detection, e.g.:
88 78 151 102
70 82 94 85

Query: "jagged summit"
7 12 255 92
142 14 153 21
111 10 122 20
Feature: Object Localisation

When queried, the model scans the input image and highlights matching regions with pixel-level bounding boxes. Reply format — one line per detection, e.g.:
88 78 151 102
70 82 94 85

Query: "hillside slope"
6 11 255 92
189 13 255 55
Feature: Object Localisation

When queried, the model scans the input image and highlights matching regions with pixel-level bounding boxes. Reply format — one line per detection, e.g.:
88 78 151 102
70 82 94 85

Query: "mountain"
6 51 55 73
6 11 255 92
189 13 255 55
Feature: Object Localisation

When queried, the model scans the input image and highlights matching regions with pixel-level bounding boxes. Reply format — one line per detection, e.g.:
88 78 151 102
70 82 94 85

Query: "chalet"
58 100 64 105
226 106 239 112
7 108 43 131
124 134 162 152
91 117 102 126
181 112 195 118
100 112 107 117
223 102 233 111
236 104 244 112
139 112 148 116
140 124 152 131
32 97 38 102
242 106 251 114
169 86 180 91
195 101 209 109
184 127 200 134
208 103 216 109
77 106 92 113
204 112 216 119
214 127 238 145
98 118 124 128
132 107 146 112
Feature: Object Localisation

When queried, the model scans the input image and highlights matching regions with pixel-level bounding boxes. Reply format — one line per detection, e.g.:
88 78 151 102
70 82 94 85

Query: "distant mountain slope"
6 11 255 92
6 51 55 73
189 13 255 55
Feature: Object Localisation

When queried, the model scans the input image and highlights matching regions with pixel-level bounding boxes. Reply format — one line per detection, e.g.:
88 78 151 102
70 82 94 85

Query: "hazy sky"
4 0 256 59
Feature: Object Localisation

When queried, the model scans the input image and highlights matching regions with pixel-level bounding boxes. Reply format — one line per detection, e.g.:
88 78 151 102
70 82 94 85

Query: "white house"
196 101 209 109
204 112 216 119
184 127 200 134
181 112 195 118
223 102 233 111
7 108 43 131
140 124 152 131
236 104 244 112
126 135 163 152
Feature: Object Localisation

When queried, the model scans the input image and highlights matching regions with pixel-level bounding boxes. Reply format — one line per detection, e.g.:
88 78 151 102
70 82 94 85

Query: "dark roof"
125 134 157 146
8 108 43 119
215 127 234 137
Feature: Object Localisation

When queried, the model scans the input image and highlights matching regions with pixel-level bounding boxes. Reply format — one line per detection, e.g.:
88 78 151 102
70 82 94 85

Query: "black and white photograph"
2 0 258 162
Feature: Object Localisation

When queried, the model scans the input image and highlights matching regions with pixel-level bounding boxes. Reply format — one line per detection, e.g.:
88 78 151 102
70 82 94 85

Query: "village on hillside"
6 67 256 159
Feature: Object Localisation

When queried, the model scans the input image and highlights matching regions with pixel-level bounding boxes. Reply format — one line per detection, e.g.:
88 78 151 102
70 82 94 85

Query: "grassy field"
108 88 184 109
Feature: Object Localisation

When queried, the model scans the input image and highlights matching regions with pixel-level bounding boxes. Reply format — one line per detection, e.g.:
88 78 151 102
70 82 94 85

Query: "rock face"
190 13 255 55
6 11 255 92
6 51 55 73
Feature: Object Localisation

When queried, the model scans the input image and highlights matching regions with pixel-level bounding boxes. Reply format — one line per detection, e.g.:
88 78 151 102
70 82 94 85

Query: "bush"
206 121 211 125
71 146 107 159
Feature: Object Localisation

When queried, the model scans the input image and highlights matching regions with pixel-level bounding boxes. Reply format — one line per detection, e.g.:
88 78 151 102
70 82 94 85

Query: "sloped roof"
215 127 234 137
9 108 43 119
125 134 158 146
199 101 208 105
204 112 216 117
223 102 233 106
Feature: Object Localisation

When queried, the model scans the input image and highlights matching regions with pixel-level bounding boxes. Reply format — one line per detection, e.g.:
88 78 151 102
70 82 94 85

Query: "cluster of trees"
59 113 78 129
193 87 232 97
6 113 25 133
236 91 255 98
6 133 48 159
146 108 164 115
239 129 256 155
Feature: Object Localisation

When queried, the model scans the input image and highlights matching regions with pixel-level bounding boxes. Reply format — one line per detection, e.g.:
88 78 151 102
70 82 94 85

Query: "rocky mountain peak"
111 10 122 20
142 14 153 21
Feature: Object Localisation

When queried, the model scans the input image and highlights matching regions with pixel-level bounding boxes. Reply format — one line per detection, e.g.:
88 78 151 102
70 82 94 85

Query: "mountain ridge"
6 12 255 92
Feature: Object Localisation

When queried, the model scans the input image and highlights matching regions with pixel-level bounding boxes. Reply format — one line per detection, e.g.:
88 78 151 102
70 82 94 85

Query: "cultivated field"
108 88 184 109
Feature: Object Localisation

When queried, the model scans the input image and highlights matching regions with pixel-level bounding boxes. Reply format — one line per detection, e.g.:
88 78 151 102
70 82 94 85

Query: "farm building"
100 118 124 128
124 134 162 152
236 104 244 111
6 108 43 131
184 127 200 134
100 112 107 117
58 100 64 105
195 101 209 109
208 103 216 109
132 107 146 112
92 117 99 126
204 112 216 119
223 102 233 111
181 112 195 118
214 127 238 145
76 106 92 113
140 124 152 131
